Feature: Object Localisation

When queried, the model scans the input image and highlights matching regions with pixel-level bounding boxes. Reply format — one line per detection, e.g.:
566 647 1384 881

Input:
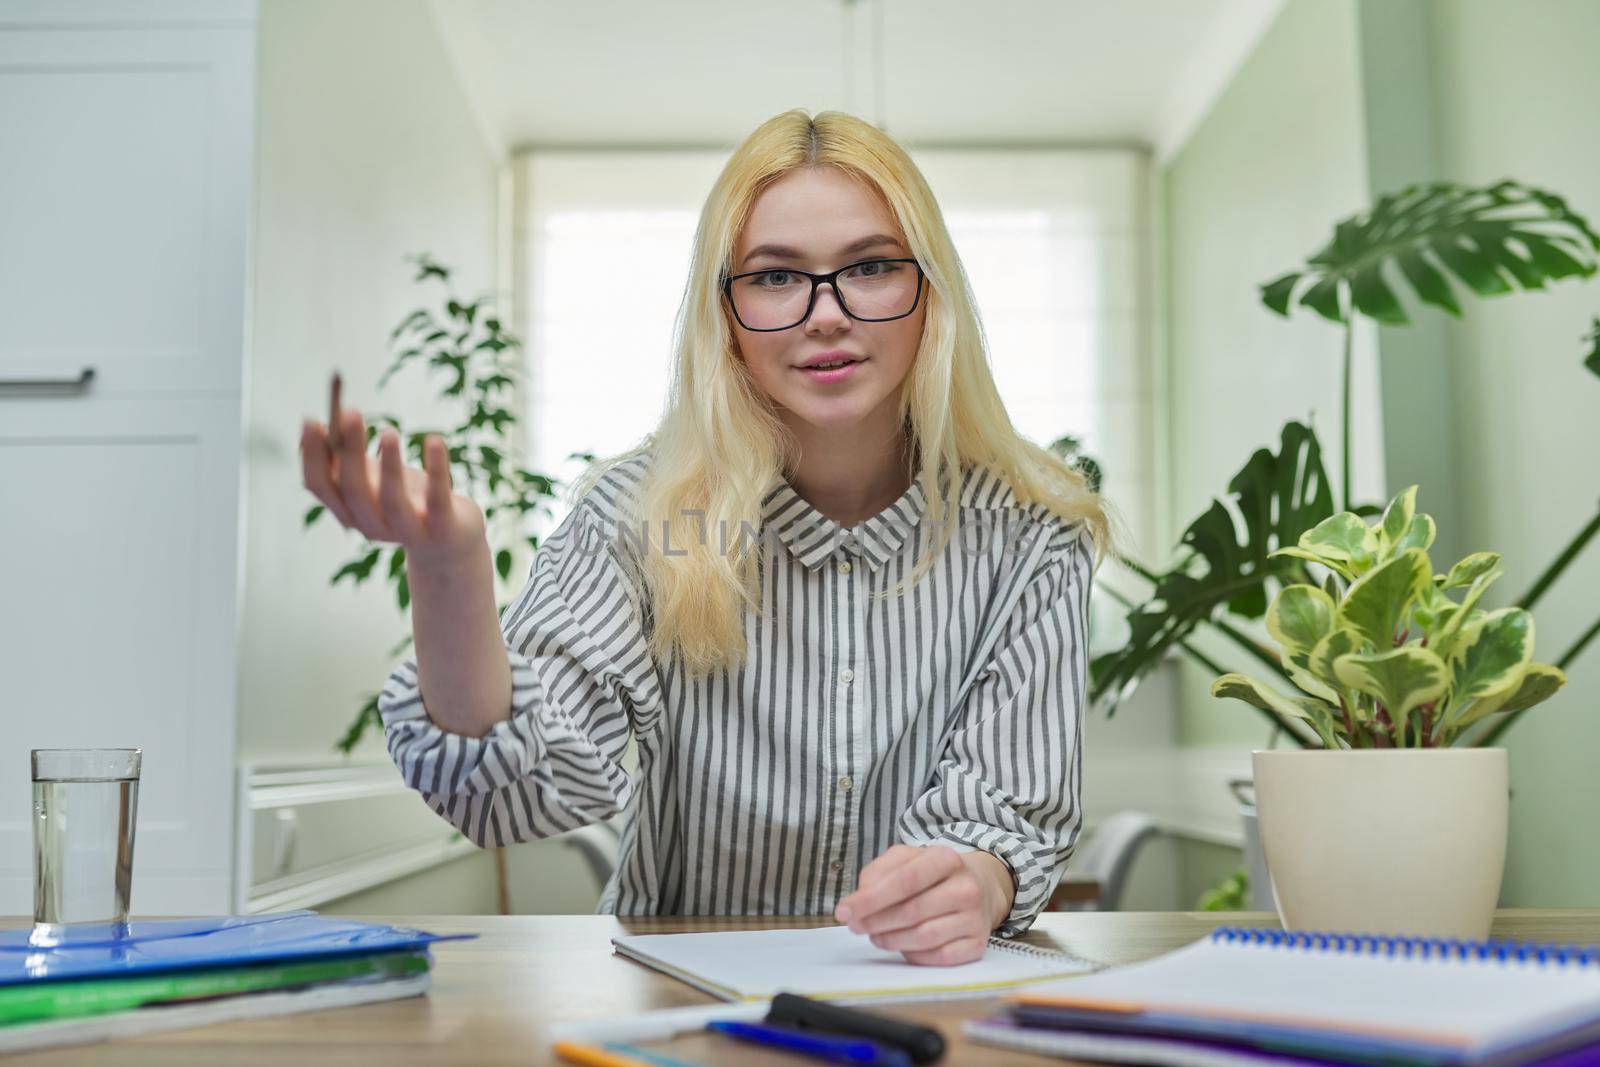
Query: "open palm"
300 406 485 566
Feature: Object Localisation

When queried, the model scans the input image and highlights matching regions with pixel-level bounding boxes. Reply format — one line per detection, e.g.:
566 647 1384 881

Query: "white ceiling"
427 0 1285 161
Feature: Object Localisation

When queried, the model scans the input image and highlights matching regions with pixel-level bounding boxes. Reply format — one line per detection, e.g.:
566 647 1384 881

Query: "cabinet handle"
0 367 96 394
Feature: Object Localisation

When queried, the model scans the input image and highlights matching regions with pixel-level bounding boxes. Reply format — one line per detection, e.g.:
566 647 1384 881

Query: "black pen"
766 993 946 1064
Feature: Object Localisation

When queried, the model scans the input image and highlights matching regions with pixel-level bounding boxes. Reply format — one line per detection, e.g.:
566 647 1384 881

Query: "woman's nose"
805 282 851 329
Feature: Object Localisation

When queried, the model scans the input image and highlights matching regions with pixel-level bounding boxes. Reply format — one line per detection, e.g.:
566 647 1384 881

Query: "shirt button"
839 668 854 684
829 860 844 873
837 559 852 574
838 776 854 792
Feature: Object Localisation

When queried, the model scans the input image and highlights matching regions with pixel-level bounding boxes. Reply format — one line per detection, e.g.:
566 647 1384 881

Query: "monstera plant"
1210 485 1567 748
1092 179 1600 751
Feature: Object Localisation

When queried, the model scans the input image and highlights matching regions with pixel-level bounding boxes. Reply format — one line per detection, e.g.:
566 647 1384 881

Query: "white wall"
1428 0 1600 906
241 0 616 918
237 0 528 913
1159 0 1384 748
239 0 502 765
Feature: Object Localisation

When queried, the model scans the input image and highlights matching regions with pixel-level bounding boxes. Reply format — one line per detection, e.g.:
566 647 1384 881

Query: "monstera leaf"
1091 421 1334 711
1261 179 1600 326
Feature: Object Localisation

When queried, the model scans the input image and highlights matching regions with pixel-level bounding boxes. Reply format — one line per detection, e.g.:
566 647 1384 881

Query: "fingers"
856 867 982 936
334 408 391 540
422 434 453 524
868 911 976 953
901 936 989 967
837 845 920 923
837 845 964 930
299 419 358 528
857 844 923 887
302 389 458 554
376 428 424 543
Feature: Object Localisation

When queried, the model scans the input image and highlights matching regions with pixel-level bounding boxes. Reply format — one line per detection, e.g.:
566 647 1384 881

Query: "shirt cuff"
377 651 547 797
925 823 1055 939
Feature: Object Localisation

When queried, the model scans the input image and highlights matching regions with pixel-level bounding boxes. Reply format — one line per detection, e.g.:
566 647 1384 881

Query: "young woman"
300 109 1118 966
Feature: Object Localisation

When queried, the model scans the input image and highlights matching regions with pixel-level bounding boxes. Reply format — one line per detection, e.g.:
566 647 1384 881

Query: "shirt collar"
760 471 928 572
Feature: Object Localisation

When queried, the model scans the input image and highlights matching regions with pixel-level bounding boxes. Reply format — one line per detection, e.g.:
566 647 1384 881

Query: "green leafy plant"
1197 867 1250 912
1091 179 1600 745
1262 179 1599 507
303 253 582 754
1210 485 1567 748
1092 422 1335 746
1048 433 1103 494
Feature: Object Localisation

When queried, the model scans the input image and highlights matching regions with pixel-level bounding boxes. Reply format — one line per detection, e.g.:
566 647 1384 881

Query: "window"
515 148 1155 556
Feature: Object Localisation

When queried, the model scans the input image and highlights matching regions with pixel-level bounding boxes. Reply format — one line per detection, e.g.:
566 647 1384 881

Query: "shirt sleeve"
894 519 1094 939
377 494 662 849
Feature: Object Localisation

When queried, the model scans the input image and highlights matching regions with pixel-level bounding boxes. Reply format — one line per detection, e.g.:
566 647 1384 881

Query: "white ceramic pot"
1252 748 1508 940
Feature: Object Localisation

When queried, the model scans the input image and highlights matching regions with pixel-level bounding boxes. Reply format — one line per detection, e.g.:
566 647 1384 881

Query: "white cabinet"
0 1 255 914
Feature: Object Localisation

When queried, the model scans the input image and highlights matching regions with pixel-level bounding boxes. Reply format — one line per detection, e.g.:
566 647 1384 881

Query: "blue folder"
0 911 476 986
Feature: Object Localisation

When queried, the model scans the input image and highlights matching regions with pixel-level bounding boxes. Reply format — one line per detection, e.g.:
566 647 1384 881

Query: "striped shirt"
378 452 1094 938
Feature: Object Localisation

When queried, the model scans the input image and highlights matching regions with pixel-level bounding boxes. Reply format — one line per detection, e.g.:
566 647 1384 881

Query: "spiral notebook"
611 924 1101 1003
965 926 1600 1067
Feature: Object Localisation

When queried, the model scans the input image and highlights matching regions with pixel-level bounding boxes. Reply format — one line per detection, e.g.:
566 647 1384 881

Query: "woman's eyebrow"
741 233 905 268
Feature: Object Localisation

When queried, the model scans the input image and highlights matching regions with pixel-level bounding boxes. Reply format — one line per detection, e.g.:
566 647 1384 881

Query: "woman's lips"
797 357 865 384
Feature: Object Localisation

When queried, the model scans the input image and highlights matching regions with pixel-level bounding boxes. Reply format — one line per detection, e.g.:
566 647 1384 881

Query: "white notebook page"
1021 937 1600 1052
612 924 1098 1002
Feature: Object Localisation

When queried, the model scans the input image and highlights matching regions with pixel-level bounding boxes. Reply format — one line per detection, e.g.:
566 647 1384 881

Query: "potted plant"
1092 180 1600 739
1210 484 1567 939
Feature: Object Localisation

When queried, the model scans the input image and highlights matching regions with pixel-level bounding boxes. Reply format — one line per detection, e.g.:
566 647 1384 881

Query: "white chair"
1053 810 1161 911
558 820 624 892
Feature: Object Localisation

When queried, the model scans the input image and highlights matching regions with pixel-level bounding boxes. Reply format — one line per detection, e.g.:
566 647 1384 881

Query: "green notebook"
0 950 429 1027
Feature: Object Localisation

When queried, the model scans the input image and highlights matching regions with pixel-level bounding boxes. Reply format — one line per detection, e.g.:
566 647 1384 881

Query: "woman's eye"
758 271 795 287
848 260 899 280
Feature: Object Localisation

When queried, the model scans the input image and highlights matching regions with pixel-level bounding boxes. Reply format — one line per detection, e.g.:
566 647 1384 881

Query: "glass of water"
31 748 141 943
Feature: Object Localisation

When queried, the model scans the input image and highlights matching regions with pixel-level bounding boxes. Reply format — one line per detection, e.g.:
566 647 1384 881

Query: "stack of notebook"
0 910 472 1053
964 925 1600 1066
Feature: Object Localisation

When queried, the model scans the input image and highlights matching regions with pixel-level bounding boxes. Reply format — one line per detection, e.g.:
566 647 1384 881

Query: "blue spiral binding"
1208 926 1600 967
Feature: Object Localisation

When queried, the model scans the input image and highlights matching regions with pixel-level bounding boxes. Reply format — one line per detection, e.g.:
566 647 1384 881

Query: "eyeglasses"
721 258 926 332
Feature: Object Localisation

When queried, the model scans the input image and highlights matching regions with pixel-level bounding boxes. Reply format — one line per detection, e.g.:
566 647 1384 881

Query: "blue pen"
600 1041 705 1067
706 1020 913 1067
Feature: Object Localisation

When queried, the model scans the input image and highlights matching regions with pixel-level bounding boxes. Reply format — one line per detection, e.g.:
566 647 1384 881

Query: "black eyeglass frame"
720 257 927 332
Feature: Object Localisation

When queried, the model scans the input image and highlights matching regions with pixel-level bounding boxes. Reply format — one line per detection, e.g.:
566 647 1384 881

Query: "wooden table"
7 910 1600 1065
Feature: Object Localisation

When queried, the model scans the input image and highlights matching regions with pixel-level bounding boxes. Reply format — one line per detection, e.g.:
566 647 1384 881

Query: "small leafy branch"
1198 867 1250 912
1047 433 1103 494
1211 485 1567 748
303 253 581 753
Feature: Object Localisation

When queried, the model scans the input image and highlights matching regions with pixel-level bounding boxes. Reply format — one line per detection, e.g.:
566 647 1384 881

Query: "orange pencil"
551 1041 661 1067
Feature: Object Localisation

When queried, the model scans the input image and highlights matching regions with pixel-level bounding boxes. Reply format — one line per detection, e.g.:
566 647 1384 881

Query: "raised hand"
299 373 485 566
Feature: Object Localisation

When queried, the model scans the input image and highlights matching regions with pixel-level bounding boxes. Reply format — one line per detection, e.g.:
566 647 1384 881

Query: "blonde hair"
570 108 1127 676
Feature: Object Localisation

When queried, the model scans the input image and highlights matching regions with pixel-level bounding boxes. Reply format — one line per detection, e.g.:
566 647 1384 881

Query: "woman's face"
727 166 927 434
